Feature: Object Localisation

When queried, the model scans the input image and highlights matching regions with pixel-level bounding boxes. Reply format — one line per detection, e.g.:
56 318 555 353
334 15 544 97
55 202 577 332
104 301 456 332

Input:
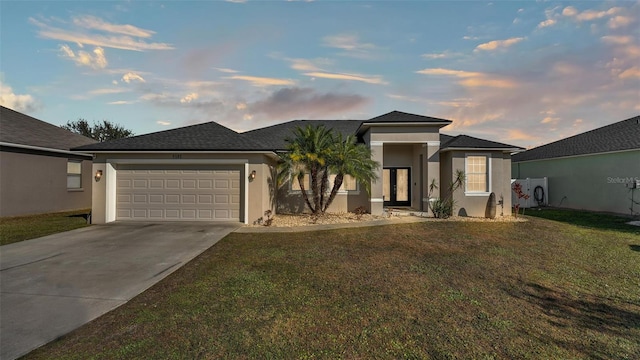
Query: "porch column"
424 141 440 215
370 141 384 215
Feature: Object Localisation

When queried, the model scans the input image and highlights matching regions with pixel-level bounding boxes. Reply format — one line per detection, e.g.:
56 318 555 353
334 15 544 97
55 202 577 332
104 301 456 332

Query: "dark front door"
383 167 411 206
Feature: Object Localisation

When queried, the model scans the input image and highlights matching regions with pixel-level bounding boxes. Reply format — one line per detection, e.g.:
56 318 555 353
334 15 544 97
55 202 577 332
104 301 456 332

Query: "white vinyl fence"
511 177 548 209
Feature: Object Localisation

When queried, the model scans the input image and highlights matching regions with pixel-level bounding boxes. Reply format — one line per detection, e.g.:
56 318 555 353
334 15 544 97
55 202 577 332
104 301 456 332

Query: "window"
291 173 310 191
465 155 489 193
328 174 357 191
67 161 82 189
291 173 358 192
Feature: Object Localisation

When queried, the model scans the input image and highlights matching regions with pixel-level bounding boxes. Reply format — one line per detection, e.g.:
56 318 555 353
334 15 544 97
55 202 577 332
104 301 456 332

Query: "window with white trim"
291 173 358 192
328 174 357 191
465 155 489 193
67 160 82 189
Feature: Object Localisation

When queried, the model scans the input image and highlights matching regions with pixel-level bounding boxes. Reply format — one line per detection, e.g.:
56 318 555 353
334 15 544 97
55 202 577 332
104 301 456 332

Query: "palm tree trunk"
323 174 343 213
310 165 321 214
319 166 329 213
298 174 314 212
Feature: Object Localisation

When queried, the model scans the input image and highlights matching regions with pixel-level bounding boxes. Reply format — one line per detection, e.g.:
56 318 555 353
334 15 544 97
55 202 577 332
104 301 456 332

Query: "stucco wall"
0 150 92 217
367 126 442 214
512 150 640 215
443 151 513 218
276 183 369 214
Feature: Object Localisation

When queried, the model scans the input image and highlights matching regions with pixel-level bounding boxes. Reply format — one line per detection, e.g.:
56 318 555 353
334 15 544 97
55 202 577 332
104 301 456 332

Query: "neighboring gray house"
512 115 640 215
0 106 96 217
74 111 522 224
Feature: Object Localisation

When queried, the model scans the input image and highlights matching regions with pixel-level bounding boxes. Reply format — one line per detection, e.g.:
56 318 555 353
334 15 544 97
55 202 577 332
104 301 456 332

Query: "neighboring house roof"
440 134 524 152
73 121 266 151
512 115 640 162
242 120 363 151
0 106 96 151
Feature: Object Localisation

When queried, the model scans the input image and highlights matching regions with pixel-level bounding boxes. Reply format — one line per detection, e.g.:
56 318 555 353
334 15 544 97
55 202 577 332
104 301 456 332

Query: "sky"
1 0 638 148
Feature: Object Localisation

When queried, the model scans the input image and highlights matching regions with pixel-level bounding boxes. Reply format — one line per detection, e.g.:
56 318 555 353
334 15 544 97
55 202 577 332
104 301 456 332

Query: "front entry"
383 167 411 206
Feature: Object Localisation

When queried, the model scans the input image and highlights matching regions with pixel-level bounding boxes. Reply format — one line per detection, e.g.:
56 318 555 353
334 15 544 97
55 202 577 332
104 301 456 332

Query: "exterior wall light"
249 170 257 182
95 170 103 182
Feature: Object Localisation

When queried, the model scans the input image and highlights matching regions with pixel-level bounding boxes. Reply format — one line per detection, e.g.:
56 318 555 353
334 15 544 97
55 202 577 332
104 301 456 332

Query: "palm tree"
282 125 334 214
281 125 380 215
323 133 379 212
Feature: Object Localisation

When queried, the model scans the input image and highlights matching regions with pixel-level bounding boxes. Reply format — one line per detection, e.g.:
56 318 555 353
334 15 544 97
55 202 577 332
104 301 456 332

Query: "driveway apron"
0 222 239 360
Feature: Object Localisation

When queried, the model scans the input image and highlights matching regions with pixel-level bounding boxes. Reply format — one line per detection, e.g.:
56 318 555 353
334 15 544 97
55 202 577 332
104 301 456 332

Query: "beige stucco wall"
512 150 640 215
276 180 369 214
442 150 513 218
0 150 92 217
90 152 276 224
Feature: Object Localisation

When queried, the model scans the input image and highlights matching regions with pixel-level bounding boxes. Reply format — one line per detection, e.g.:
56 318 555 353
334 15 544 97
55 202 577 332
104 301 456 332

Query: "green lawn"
0 209 91 246
25 214 640 359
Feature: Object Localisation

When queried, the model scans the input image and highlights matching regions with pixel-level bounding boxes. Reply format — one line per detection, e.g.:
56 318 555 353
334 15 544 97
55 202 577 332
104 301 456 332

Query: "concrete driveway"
0 222 239 360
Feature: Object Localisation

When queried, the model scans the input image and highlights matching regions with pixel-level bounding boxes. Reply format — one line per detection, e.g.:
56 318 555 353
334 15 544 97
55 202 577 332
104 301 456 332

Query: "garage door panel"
182 195 196 204
117 166 240 221
215 194 229 205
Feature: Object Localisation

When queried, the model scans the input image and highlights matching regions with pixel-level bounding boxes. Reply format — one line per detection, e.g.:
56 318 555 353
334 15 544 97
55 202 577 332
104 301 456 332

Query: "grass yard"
25 214 639 359
0 209 91 246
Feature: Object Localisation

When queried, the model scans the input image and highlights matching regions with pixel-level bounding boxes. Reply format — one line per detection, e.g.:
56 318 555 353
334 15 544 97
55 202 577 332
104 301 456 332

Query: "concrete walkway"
0 222 239 360
235 216 430 233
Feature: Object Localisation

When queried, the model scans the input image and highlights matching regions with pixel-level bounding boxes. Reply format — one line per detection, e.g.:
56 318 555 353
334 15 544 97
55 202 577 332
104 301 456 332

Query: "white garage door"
116 165 241 221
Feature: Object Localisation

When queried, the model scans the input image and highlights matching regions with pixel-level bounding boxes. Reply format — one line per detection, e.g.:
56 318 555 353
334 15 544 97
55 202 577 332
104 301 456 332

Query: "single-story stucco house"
74 111 523 224
0 106 97 217
512 115 640 215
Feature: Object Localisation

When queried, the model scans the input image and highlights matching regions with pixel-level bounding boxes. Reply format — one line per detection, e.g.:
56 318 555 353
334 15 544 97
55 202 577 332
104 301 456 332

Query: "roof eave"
356 121 451 135
1 141 94 158
440 147 524 153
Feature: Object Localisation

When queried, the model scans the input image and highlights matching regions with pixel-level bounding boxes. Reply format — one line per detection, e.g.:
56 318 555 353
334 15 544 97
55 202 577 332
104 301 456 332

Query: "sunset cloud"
562 6 624 22
59 45 108 69
608 15 634 29
89 87 130 95
29 16 173 51
0 81 38 113
537 19 556 29
226 75 295 87
303 71 387 85
601 35 634 45
180 93 199 103
246 87 369 120
618 66 640 79
122 72 146 83
72 15 155 38
475 37 525 51
416 68 516 88
322 33 380 59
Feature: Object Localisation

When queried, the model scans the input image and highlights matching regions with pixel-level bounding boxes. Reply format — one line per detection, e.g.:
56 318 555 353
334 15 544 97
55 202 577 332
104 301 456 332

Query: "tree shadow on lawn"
525 208 640 235
503 281 640 359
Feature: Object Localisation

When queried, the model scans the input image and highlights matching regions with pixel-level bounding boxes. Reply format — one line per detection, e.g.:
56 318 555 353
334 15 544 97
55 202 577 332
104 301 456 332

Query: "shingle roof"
73 121 266 151
440 134 524 151
242 120 363 151
0 106 96 151
512 115 640 162
364 110 452 124
68 110 521 153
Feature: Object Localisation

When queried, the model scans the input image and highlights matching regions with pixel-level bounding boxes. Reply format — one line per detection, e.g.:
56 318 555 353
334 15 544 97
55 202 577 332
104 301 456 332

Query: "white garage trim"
106 159 249 224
